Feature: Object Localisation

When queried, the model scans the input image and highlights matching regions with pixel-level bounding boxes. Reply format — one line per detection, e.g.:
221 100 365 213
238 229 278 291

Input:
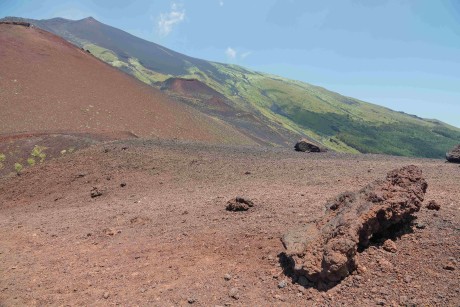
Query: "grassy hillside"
6 16 459 157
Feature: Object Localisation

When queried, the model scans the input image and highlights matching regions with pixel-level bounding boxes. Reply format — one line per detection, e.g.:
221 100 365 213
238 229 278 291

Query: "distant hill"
5 16 459 157
0 21 255 146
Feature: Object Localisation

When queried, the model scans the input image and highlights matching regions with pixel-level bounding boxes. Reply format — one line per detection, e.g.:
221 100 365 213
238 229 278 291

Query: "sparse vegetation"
76 42 460 158
0 153 5 169
14 162 23 174
27 157 36 166
31 145 47 163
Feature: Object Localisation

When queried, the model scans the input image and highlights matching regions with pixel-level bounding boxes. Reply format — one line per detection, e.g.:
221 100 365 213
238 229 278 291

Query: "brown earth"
0 131 136 177
0 139 459 306
0 24 255 146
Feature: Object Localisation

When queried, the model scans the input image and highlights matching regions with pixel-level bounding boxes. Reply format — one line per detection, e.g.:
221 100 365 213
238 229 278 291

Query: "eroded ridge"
282 165 428 287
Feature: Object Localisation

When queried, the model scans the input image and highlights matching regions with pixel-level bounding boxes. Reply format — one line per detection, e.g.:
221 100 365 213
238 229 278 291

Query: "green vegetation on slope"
82 42 460 157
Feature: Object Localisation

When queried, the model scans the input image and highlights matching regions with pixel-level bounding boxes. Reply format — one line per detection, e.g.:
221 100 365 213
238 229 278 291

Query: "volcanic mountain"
0 22 255 145
4 16 460 158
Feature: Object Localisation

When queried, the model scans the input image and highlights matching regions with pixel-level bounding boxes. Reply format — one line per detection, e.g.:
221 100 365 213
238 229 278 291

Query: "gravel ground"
0 139 459 306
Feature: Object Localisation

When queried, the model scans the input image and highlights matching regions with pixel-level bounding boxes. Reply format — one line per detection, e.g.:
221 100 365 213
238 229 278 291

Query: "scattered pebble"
382 239 397 253
224 273 232 281
278 280 287 288
228 287 239 300
103 292 110 299
426 200 440 211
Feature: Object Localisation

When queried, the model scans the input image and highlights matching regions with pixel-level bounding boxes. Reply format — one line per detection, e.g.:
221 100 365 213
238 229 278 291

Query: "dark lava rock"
294 139 323 153
426 200 440 211
446 144 460 163
282 165 427 286
226 196 254 211
90 187 103 198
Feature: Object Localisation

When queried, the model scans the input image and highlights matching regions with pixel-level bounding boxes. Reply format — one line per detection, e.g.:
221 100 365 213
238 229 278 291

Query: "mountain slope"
0 22 256 146
6 16 459 157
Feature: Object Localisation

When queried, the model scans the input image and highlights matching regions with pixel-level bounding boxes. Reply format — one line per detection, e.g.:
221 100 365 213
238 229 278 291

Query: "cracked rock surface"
283 165 428 285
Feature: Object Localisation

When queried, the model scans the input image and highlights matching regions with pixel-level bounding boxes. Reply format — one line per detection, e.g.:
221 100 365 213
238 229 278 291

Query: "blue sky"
1 0 459 127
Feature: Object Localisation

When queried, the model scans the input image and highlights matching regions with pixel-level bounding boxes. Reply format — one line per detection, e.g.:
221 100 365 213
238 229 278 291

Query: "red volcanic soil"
0 131 136 177
0 24 254 145
0 139 458 306
161 78 234 113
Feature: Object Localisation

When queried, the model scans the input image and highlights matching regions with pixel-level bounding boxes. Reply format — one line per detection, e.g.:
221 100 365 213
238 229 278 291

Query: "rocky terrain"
1 139 459 306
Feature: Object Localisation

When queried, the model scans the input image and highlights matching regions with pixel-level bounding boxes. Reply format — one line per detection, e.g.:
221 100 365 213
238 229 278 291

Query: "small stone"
229 287 239 300
90 187 103 198
375 298 386 305
426 200 440 211
103 292 110 299
224 274 232 281
443 263 455 271
382 239 397 253
278 280 287 288
187 297 196 304
120 183 126 187
226 196 254 211
415 222 426 229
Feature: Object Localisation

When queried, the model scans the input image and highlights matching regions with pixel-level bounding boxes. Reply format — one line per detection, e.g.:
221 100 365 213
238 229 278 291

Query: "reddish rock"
282 165 427 286
382 240 397 253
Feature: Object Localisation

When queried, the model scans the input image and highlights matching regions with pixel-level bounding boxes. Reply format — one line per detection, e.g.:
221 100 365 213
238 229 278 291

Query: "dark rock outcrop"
426 200 440 211
446 144 460 163
226 196 254 211
0 21 31 27
282 165 427 286
294 139 323 152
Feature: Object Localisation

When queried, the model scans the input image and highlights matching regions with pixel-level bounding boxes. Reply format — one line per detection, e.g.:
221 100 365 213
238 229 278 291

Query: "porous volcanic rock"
282 165 427 286
426 200 440 211
294 139 322 153
446 144 460 163
226 196 254 211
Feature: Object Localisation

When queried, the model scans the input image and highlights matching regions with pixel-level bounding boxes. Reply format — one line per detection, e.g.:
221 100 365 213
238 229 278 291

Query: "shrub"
14 162 23 174
31 145 47 162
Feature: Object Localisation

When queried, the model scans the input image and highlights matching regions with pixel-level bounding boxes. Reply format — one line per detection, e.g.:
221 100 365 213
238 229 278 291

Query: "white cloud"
241 51 252 59
157 3 185 36
225 47 237 59
219 0 224 6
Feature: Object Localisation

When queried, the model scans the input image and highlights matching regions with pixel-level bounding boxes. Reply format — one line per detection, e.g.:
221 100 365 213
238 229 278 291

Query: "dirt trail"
0 139 459 306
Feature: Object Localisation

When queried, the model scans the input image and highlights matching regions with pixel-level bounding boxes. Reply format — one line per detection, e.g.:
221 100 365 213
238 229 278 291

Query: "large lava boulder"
294 139 322 152
282 165 427 287
446 144 460 163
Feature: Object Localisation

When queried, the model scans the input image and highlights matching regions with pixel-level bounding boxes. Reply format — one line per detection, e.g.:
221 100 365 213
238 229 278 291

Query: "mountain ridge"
2 16 459 158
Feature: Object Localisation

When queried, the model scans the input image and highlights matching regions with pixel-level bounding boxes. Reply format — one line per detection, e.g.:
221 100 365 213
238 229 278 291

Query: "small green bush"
27 158 36 166
31 145 47 162
0 153 5 170
14 162 23 174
